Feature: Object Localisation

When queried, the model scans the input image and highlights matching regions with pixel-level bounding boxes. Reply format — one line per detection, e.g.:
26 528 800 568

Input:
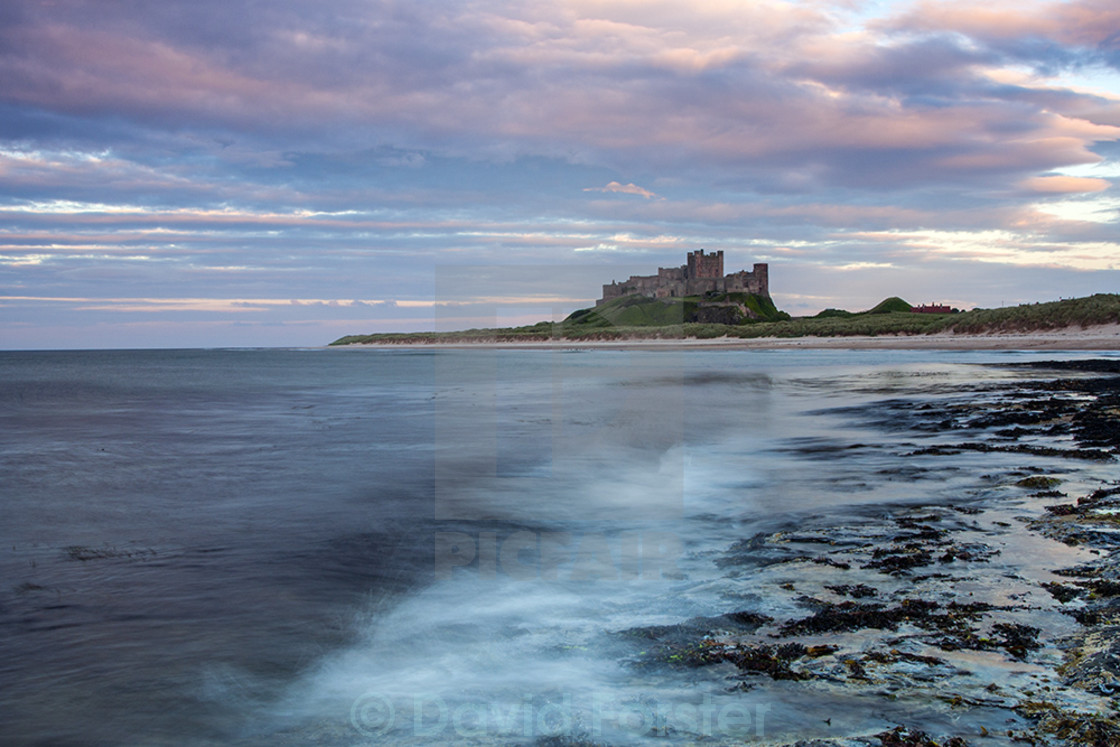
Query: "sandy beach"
340 322 1120 351
698 323 1120 351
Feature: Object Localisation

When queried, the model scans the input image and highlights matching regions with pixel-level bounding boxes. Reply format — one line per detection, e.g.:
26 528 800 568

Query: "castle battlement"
598 250 768 306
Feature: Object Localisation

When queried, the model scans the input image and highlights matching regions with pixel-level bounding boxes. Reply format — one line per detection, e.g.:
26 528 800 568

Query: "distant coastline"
330 293 1120 350
331 323 1120 351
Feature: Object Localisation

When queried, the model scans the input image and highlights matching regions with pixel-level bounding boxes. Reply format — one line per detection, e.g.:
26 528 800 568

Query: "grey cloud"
2 0 1115 196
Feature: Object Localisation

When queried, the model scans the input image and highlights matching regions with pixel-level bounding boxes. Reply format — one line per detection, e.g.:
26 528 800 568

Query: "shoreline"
632 358 1120 745
334 322 1120 351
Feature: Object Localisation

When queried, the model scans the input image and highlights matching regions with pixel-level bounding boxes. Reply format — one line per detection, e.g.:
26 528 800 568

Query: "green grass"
728 292 790 322
567 294 693 327
814 308 855 319
328 293 1120 345
866 296 914 314
942 294 1120 333
731 311 947 339
563 292 787 329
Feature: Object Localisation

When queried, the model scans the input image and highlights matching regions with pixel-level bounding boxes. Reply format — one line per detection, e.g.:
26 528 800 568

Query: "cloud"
0 295 444 314
1019 175 1112 193
583 181 659 199
851 228 1120 271
1 0 1119 347
885 1 1120 60
4 0 1116 189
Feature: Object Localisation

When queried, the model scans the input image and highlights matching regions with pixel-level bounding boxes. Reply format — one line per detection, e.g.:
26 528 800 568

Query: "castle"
598 250 769 306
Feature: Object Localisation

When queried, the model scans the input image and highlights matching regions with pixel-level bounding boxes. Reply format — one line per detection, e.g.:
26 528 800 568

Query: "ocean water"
1 346 1115 745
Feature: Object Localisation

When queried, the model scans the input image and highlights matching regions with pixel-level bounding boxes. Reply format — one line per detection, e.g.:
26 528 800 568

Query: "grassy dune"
942 294 1120 333
329 293 1120 345
565 292 788 328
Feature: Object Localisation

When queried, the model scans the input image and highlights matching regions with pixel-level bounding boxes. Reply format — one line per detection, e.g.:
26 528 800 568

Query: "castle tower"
686 249 723 279
752 263 768 296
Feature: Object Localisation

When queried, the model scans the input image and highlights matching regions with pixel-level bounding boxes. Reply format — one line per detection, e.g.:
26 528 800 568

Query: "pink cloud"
583 181 658 198
4 0 1117 192
889 0 1120 47
1019 175 1112 193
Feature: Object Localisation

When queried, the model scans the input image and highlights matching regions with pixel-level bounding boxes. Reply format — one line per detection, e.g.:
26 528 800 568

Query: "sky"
1 0 1119 349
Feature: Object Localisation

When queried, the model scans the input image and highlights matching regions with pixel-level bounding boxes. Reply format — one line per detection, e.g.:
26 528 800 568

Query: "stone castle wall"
598 251 769 306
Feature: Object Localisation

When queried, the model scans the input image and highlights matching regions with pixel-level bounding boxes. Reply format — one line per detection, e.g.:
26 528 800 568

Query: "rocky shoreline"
620 360 1120 746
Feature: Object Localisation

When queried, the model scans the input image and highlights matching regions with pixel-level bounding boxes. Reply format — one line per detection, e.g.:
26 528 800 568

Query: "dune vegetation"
328 293 1120 345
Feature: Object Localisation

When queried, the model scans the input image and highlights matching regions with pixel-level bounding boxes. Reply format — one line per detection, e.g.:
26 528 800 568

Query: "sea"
1 346 1116 745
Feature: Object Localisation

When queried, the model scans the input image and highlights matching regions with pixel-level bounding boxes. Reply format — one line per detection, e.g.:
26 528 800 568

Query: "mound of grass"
722 292 790 322
562 292 786 329
569 294 693 327
866 297 914 315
